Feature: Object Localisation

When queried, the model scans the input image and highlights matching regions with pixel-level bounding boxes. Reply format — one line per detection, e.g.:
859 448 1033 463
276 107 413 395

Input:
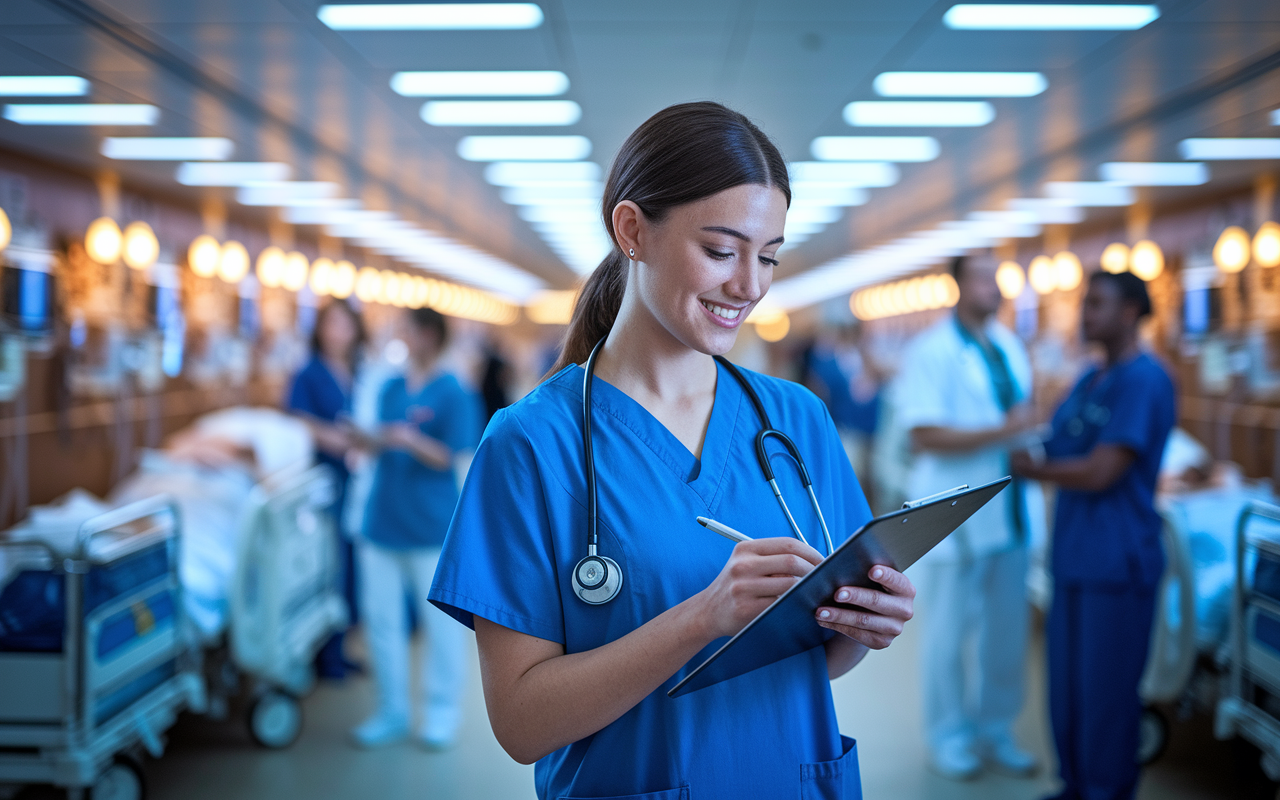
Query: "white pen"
696 516 754 544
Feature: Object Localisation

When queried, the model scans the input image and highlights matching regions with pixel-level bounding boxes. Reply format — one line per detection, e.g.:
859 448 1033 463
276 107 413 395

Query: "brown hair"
547 101 790 376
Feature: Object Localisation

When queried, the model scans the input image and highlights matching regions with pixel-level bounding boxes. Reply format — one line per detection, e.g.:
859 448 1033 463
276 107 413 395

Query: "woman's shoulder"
726 362 829 423
481 365 581 442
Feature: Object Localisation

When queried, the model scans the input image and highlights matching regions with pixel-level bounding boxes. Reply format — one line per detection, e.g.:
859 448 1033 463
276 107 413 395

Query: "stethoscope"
572 340 836 605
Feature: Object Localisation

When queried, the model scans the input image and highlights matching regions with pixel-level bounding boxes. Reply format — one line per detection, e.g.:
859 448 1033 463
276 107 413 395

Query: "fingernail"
836 590 850 602
872 568 883 580
818 609 831 620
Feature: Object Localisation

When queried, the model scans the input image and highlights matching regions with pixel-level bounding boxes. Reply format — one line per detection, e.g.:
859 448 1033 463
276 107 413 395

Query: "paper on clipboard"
668 477 1011 698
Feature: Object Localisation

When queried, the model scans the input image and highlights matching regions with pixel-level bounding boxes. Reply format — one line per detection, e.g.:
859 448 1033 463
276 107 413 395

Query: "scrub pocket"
800 736 862 800
559 787 688 800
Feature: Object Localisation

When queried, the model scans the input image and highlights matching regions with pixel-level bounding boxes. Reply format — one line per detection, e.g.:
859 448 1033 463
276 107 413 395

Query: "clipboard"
668 476 1011 698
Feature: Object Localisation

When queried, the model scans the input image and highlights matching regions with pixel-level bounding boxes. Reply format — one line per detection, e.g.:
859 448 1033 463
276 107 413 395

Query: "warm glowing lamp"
309 257 335 296
940 274 960 306
995 261 1025 299
217 240 250 283
1255 221 1280 269
379 270 402 306
355 267 382 303
188 234 220 278
1101 242 1130 274
86 217 123 265
256 246 285 288
1214 226 1250 273
1129 240 1165 281
281 251 309 292
0 207 10 251
397 271 417 307
122 221 158 270
331 260 357 299
1053 251 1083 292
1028 255 1056 295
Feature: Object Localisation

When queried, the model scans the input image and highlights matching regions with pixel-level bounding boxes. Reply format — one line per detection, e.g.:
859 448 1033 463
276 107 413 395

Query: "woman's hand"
815 566 915 651
695 537 825 640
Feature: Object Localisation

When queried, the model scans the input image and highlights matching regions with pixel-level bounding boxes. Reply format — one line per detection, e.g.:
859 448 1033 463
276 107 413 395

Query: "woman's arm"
381 423 454 470
474 537 824 764
1012 444 1135 492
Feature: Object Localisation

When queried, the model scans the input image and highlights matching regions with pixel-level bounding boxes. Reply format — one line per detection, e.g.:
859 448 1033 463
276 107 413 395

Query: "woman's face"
629 183 787 356
317 304 359 361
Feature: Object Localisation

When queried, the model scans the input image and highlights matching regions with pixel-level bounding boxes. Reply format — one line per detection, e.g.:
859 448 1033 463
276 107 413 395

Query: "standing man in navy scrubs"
1013 270 1176 800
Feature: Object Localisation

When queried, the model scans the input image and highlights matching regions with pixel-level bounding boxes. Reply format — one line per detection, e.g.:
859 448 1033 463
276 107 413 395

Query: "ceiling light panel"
789 162 899 187
176 162 291 186
1099 161 1209 186
3 104 158 125
1005 198 1086 224
391 71 568 97
422 100 581 126
873 72 1047 97
0 76 90 96
236 182 339 206
810 136 939 162
1178 138 1280 160
845 101 994 127
459 135 591 161
484 161 601 185
501 186 602 205
942 4 1159 30
102 137 234 161
1273 110 1280 126
317 3 543 30
790 185 869 206
1044 181 1135 206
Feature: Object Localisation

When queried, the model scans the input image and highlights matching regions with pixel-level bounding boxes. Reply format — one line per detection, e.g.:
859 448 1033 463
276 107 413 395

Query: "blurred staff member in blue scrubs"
428 102 916 800
895 254 1039 780
351 307 482 750
285 298 365 680
1013 271 1175 800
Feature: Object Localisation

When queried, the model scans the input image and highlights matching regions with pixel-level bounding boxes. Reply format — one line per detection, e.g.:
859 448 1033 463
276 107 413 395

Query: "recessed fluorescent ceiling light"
501 186 601 205
1178 138 1280 160
236 182 339 206
1005 198 1086 224
1044 181 1135 206
176 162 291 186
484 161 601 185
1273 110 1280 126
791 185 869 206
317 3 543 29
942 4 1159 29
786 207 843 225
391 71 567 97
422 100 581 126
873 72 1047 97
1099 162 1209 186
789 162 899 187
3 104 158 125
102 137 233 161
844 101 994 127
0 76 90 96
811 136 939 162
459 136 591 161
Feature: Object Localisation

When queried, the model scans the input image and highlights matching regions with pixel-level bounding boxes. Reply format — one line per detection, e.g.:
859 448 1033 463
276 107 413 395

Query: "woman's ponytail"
546 250 627 375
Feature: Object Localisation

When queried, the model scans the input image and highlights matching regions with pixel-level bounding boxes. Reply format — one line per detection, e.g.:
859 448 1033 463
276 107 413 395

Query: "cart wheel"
1138 706 1169 765
88 757 145 800
248 690 302 749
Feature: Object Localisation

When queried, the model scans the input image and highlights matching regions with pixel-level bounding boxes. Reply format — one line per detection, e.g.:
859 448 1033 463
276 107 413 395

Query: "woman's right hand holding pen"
694 537 825 640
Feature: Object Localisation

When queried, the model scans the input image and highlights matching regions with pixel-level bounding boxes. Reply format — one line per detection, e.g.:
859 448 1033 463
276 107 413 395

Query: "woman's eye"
704 248 734 260
759 256 779 267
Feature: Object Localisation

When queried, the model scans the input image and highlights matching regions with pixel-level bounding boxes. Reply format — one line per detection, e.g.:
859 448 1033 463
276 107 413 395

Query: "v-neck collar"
574 359 743 508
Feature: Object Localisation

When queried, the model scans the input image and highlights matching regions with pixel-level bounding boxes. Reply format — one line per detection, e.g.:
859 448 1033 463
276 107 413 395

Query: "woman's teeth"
701 301 741 320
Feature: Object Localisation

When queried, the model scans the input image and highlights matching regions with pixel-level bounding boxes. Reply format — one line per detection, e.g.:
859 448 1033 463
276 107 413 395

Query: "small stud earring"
628 248 635 258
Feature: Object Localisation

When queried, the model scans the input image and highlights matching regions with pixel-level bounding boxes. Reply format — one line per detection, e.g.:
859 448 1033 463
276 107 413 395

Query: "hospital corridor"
3 1 1280 799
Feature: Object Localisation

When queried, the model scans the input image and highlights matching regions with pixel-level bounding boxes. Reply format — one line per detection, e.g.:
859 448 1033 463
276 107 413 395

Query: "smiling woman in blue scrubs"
427 102 915 800
1013 271 1176 800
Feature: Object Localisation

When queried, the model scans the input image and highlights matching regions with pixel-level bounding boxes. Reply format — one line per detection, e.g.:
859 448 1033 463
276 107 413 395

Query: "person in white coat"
895 253 1042 780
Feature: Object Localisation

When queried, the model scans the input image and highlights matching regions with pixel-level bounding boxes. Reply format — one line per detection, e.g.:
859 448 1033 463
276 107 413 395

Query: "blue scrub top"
430 361 871 800
363 372 482 549
286 355 352 481
1044 353 1176 587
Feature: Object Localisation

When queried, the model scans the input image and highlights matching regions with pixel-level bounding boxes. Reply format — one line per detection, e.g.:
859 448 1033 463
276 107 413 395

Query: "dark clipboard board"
668 476 1011 698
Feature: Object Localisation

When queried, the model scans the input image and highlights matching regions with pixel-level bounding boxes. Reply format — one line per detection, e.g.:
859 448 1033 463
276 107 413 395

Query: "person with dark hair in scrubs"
1013 270 1176 800
428 102 916 800
285 297 366 680
351 306 482 750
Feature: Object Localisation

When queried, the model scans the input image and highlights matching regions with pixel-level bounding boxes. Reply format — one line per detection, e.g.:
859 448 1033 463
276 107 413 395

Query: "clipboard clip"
902 484 970 510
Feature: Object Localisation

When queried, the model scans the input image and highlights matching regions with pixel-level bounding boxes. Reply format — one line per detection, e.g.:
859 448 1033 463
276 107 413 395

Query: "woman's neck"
405 353 440 390
320 351 351 382
594 294 716 405
1103 332 1140 367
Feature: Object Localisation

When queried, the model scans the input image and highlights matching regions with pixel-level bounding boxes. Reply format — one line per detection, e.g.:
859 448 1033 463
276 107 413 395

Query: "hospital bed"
1215 501 1280 782
0 496 205 800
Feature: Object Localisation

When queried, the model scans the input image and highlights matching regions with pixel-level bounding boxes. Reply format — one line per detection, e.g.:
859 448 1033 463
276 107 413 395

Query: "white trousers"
357 542 468 738
917 545 1030 754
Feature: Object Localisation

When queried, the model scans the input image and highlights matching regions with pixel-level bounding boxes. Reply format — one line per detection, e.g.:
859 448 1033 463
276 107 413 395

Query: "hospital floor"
126 616 1262 800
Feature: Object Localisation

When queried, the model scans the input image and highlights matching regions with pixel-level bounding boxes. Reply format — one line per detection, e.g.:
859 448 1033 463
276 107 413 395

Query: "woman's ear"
611 200 643 261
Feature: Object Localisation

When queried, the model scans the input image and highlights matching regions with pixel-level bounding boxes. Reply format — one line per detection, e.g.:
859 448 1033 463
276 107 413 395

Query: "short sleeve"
894 335 951 431
428 408 566 643
437 381 483 453
285 364 316 415
1097 367 1169 457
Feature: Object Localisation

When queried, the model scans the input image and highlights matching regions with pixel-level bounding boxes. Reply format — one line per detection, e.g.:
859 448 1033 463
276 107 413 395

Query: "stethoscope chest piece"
572 554 623 605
